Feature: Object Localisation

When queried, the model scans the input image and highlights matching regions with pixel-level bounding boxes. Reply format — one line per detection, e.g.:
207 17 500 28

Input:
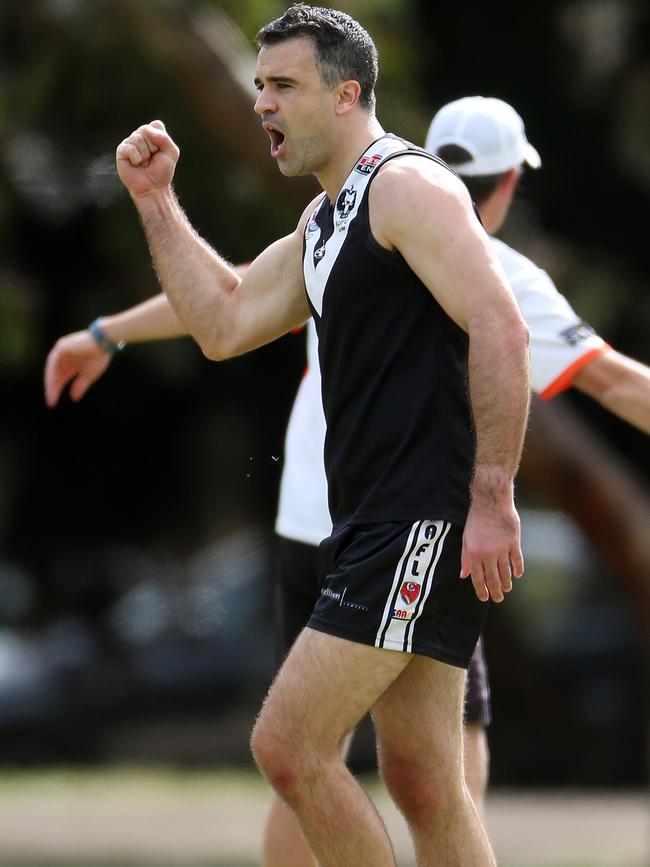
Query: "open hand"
44 331 112 407
460 498 524 603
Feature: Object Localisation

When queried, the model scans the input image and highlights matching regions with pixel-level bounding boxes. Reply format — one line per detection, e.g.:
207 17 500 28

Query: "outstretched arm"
372 157 530 604
44 294 186 408
116 121 312 360
572 348 650 435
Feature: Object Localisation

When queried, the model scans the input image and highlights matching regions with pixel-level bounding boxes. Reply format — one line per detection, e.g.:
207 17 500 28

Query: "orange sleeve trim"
539 344 610 400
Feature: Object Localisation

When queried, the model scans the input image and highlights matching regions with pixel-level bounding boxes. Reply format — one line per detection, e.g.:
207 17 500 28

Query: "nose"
254 85 276 116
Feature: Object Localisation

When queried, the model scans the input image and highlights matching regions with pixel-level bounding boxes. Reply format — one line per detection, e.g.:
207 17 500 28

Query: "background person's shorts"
308 519 489 670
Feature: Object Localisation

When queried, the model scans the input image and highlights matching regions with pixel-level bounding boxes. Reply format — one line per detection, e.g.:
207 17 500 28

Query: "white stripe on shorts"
404 521 451 652
374 520 422 649
375 520 450 653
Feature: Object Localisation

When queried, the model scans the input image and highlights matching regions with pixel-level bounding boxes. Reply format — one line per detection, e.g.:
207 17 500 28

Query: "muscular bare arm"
572 348 650 435
371 157 531 603
116 121 312 360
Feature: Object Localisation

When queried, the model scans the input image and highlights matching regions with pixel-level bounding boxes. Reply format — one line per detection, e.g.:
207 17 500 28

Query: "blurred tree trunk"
521 396 650 640
113 0 318 203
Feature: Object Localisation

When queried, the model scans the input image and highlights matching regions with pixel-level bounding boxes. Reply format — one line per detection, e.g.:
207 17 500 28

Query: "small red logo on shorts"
400 581 421 605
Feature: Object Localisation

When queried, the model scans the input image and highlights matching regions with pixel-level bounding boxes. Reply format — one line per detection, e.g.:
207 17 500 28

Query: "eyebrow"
254 75 299 88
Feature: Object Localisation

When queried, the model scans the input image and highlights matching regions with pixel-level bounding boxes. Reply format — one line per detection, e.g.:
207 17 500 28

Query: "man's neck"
317 117 386 202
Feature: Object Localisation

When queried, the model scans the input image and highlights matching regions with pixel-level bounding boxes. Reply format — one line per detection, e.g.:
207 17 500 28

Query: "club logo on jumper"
561 321 595 346
336 187 357 220
354 153 382 175
400 581 421 605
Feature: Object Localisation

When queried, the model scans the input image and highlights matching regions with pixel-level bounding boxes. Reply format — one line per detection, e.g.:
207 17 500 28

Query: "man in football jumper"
48 6 533 866
45 72 650 867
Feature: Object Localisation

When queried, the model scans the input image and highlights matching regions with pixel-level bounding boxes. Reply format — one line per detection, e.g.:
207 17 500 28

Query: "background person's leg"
373 655 496 867
263 796 317 867
463 723 490 820
463 638 492 819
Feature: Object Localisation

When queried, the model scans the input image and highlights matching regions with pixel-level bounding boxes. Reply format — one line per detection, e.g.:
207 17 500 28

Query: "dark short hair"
435 144 508 206
256 4 378 111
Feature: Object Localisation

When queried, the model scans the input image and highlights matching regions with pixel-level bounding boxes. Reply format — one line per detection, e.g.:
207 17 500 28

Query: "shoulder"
372 152 468 205
369 153 475 244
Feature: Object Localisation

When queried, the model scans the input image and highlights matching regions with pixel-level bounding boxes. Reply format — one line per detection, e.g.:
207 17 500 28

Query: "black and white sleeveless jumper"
303 134 474 532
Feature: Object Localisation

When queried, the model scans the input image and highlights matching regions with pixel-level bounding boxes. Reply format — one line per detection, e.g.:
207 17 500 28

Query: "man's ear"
335 80 362 115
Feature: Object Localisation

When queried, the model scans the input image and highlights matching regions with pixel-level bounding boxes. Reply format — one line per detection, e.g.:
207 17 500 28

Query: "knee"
251 710 326 808
380 752 460 824
251 714 300 801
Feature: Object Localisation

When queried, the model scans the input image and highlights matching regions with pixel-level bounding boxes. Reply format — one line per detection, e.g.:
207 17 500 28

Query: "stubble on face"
255 39 336 179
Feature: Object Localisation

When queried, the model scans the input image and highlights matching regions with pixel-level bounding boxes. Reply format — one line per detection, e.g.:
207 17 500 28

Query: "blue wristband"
88 319 125 355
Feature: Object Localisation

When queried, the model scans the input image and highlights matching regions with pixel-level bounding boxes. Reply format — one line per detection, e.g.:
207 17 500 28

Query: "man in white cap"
425 96 649 422
425 93 650 819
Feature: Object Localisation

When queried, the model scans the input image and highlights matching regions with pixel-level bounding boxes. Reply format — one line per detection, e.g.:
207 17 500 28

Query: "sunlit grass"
0 862 258 867
0 860 617 867
0 768 643 867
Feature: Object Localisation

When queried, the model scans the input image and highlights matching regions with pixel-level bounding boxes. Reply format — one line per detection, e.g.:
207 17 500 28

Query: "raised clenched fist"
116 120 180 198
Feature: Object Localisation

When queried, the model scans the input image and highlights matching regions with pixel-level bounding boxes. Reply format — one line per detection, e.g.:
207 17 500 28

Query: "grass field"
0 768 646 867
0 860 621 867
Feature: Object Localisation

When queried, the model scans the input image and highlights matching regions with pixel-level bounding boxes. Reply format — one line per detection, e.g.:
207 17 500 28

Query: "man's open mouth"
264 124 286 158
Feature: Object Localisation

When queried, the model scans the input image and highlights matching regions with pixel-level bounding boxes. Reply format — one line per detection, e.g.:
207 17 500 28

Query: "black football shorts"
308 519 488 670
274 529 491 722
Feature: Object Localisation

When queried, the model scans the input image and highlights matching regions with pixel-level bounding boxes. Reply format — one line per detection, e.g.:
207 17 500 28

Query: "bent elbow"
200 329 251 362
197 334 233 362
200 342 229 362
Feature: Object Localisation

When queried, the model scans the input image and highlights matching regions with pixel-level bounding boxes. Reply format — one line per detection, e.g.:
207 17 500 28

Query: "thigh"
372 654 466 775
260 626 413 754
273 536 321 663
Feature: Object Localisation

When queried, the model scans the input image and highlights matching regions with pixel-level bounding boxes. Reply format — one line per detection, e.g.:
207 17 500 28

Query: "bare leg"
263 730 355 867
263 795 318 867
373 656 496 867
262 721 490 866
262 722 491 866
464 722 490 822
252 627 413 867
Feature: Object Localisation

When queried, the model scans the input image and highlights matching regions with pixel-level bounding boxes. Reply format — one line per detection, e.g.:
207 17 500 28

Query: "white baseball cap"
425 96 541 176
